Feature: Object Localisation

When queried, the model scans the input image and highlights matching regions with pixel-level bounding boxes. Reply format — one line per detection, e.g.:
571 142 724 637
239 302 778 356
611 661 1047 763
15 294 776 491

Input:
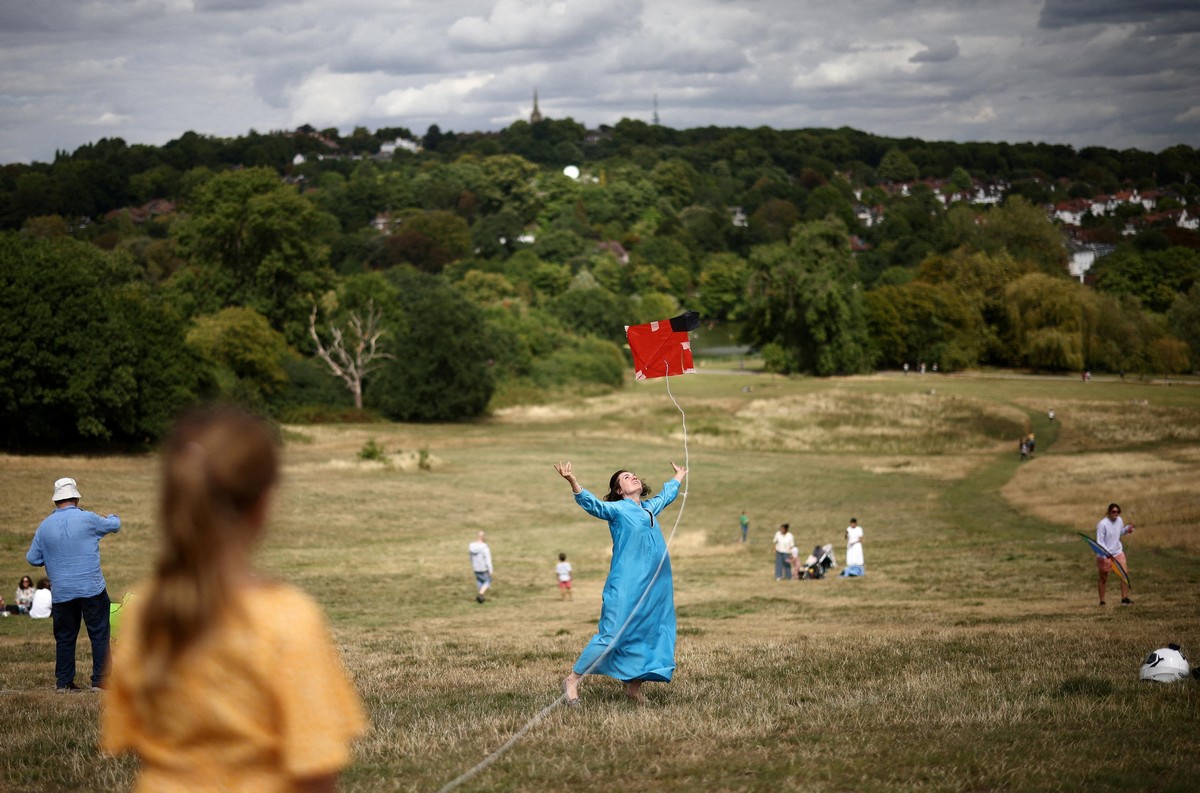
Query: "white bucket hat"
52 477 81 502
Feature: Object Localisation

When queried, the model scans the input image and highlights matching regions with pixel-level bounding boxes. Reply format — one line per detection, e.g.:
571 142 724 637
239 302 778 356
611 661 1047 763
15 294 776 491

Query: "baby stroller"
799 544 836 579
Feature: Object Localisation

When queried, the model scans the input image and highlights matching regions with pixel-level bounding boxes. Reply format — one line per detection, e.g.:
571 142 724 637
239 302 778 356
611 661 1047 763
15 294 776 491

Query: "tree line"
1 120 1197 449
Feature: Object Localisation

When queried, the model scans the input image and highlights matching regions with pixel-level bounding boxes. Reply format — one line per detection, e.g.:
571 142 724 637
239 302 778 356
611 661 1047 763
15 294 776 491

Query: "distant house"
596 240 629 264
1067 240 1116 282
1053 199 1091 226
378 138 422 158
585 125 614 144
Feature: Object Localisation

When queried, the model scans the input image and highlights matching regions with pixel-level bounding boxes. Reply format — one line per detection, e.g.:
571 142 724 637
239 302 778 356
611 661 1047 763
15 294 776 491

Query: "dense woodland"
2 119 1199 449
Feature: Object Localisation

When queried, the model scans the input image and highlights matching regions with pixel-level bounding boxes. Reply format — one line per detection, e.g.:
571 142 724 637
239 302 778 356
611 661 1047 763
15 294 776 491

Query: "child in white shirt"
555 553 573 601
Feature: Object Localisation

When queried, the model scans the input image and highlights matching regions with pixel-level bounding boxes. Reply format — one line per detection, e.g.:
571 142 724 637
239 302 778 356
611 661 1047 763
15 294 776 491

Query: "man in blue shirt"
26 477 121 692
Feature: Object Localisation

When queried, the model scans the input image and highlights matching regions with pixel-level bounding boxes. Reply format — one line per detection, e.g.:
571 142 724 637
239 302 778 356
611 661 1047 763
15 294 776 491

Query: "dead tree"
308 300 394 409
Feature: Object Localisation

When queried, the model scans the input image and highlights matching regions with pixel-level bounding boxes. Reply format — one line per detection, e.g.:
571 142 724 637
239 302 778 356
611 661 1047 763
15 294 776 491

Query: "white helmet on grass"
1139 644 1191 683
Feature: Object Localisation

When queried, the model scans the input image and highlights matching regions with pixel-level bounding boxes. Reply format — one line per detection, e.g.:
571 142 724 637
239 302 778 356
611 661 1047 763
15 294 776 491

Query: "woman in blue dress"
553 460 687 705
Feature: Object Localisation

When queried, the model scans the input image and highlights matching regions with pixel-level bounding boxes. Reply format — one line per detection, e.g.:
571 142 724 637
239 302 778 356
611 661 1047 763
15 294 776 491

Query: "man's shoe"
476 594 485 603
56 683 83 694
1121 597 1133 605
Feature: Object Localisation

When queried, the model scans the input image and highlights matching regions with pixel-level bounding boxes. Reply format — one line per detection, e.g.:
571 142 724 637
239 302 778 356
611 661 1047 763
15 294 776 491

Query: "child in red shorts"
556 552 573 600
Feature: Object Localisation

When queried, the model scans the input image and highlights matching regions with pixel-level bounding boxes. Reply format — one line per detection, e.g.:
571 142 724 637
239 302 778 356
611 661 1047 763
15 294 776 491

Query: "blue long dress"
571 479 680 682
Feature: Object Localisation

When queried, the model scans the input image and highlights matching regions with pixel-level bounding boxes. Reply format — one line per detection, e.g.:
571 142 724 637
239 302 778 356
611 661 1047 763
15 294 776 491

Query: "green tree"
171 167 338 343
383 209 471 273
804 183 856 227
918 248 1033 362
459 270 518 306
697 253 750 321
742 218 871 375
948 166 973 192
1147 337 1191 377
979 196 1068 274
1093 246 1200 313
650 158 698 211
1167 284 1200 363
0 233 203 448
546 287 631 345
186 307 293 409
473 154 543 221
370 269 495 421
1004 273 1089 370
533 227 589 264
747 198 799 245
864 281 983 370
877 148 919 183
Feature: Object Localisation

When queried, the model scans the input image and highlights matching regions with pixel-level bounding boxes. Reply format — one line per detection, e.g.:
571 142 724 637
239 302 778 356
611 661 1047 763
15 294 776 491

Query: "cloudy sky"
2 0 1199 165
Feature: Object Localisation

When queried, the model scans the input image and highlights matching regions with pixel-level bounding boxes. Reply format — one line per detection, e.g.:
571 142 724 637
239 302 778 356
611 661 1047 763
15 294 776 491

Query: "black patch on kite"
669 311 700 333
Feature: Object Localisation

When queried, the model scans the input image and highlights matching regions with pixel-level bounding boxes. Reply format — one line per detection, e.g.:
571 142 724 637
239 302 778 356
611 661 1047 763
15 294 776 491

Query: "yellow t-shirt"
102 582 366 792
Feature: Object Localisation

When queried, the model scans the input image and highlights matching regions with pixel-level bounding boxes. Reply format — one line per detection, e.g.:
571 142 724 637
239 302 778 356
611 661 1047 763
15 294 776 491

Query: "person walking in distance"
469 531 493 603
26 477 120 692
1095 503 1134 606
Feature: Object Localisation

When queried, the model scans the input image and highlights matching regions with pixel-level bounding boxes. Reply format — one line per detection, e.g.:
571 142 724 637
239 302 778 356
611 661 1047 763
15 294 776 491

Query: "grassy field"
2 369 1198 792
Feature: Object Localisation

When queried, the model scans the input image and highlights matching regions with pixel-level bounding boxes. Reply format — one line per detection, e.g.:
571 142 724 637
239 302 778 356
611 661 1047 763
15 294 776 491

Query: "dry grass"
2 371 1198 792
1016 396 1200 451
1004 446 1200 554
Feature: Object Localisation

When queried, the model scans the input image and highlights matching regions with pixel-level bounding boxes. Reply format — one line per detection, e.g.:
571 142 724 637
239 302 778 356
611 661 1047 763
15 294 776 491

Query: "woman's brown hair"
134 406 278 710
604 470 651 502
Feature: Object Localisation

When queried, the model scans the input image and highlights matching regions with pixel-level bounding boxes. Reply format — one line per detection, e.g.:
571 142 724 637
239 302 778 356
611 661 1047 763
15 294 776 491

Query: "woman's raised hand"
555 461 582 493
670 461 687 480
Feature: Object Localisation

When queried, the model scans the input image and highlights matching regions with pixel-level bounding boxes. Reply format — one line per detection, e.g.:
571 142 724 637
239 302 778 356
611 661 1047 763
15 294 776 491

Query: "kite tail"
436 360 690 793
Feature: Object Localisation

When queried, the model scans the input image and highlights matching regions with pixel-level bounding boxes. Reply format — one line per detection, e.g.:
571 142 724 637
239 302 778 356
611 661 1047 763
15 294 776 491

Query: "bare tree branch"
309 300 395 409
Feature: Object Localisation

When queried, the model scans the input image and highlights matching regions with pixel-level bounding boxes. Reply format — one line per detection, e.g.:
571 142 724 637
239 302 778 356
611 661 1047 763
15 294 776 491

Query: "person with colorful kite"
1082 502 1134 606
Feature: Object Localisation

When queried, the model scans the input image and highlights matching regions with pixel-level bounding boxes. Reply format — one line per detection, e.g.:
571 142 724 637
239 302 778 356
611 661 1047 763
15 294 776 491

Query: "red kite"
625 311 700 380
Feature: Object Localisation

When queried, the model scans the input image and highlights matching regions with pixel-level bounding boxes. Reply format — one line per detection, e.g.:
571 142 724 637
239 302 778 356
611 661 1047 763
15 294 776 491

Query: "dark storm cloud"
909 38 959 64
1038 0 1200 29
0 0 75 32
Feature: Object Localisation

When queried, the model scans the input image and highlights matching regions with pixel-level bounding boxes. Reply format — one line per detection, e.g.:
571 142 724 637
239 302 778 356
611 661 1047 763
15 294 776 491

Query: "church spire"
530 88 543 124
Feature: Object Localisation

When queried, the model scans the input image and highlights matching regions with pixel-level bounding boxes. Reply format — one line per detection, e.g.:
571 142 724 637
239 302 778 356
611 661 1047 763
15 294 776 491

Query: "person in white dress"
841 518 865 577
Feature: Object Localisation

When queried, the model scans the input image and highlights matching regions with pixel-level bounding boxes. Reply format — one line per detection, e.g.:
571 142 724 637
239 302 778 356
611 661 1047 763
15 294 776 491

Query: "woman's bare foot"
562 673 581 706
624 681 647 705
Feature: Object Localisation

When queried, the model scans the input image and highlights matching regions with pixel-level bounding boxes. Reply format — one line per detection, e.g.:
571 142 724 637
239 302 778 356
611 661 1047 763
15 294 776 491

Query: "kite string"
435 362 689 793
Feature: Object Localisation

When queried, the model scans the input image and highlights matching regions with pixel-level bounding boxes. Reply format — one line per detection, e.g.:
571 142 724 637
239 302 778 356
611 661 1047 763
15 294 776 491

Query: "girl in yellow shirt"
102 407 365 792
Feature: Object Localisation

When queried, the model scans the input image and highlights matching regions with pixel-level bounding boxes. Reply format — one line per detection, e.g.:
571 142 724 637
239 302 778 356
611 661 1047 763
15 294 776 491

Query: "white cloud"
0 0 1198 162
89 111 131 126
372 74 496 118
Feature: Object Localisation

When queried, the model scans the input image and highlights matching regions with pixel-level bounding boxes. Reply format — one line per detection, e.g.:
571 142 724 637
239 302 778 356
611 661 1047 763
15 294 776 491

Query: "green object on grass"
110 593 132 639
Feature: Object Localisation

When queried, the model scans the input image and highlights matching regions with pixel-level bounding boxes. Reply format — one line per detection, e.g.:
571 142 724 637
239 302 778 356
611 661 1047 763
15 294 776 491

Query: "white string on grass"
435 362 690 793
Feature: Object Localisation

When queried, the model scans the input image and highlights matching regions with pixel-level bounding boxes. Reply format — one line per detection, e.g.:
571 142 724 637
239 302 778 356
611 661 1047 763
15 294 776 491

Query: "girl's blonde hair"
134 406 278 709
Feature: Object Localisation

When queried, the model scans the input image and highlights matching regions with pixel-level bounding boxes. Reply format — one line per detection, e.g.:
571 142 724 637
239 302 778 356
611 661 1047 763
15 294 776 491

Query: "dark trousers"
51 590 111 688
